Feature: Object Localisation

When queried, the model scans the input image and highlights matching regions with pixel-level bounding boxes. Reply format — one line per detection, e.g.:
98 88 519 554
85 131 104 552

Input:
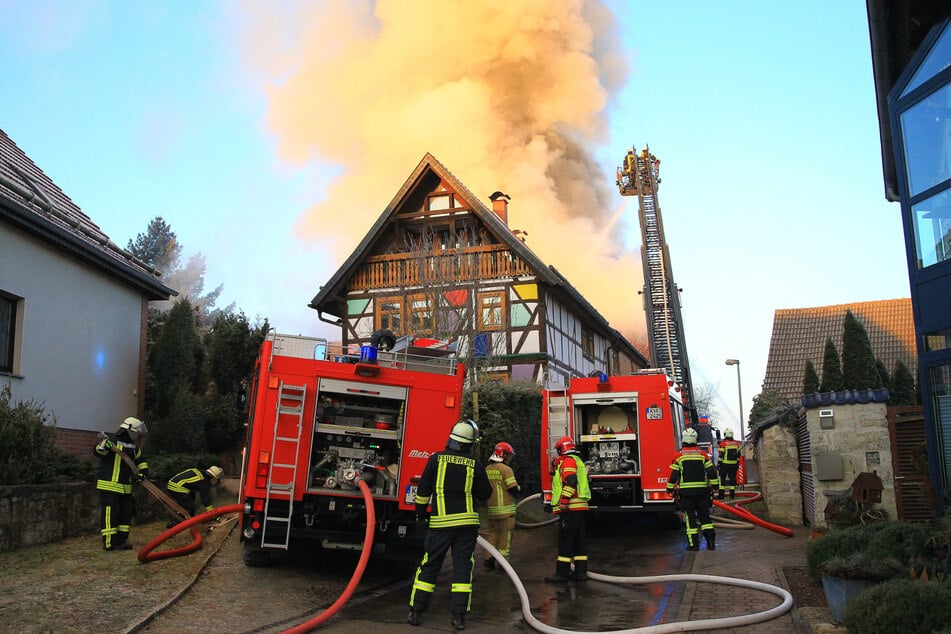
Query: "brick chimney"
489 191 510 225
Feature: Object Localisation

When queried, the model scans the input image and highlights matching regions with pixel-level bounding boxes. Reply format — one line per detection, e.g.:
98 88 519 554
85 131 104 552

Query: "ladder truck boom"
617 146 697 425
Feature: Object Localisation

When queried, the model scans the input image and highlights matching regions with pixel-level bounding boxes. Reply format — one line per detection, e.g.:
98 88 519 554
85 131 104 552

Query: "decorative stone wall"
805 402 896 529
753 423 803 525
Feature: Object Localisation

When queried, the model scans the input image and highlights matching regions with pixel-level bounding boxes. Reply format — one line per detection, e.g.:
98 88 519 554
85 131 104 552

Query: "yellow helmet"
205 466 223 481
682 427 698 444
724 428 734 439
449 419 479 445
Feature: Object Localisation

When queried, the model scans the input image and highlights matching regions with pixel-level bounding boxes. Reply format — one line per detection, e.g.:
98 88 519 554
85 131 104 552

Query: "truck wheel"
243 544 272 567
370 329 397 351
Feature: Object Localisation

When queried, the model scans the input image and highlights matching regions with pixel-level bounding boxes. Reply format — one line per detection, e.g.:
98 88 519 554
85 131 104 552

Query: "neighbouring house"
309 153 648 386
761 298 916 401
0 128 174 455
754 299 931 527
866 2 951 499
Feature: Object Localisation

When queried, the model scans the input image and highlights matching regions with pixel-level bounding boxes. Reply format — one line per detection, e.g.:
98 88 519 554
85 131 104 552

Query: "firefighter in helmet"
165 465 224 526
409 419 492 630
94 416 149 551
481 441 520 570
545 435 591 583
717 428 742 499
666 427 719 551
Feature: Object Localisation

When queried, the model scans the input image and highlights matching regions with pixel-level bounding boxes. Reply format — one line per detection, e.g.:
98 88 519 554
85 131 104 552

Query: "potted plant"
806 521 930 622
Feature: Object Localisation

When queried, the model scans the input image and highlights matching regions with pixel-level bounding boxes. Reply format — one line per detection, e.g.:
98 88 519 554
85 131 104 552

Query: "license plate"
404 485 418 505
646 406 663 420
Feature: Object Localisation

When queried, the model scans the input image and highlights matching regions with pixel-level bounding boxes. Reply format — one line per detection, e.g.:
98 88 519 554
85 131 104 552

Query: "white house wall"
0 226 142 433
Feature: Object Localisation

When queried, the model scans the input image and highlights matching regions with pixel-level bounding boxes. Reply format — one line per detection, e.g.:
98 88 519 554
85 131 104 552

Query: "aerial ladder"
617 146 698 425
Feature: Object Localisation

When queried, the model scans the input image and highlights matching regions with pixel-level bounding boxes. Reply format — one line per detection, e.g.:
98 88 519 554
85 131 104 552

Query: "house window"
0 292 19 374
428 194 451 211
409 295 434 334
377 297 403 335
478 291 505 330
581 328 594 358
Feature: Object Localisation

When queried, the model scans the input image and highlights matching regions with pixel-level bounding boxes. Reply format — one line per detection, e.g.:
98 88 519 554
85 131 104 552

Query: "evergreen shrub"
842 578 951 633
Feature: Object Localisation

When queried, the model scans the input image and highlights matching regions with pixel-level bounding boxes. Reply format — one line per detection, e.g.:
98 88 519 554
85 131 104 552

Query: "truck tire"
243 544 272 567
370 328 397 351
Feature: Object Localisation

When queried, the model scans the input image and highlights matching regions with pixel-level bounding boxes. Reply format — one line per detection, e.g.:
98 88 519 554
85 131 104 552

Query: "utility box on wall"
816 452 844 481
819 409 834 429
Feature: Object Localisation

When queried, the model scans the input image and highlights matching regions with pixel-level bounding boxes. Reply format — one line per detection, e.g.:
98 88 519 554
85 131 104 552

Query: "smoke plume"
234 0 646 345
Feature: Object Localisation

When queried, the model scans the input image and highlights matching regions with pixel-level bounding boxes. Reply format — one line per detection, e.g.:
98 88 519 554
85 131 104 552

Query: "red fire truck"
239 331 466 566
541 369 688 514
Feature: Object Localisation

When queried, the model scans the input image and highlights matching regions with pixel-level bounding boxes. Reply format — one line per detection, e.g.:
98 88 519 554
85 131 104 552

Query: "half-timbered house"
309 154 648 387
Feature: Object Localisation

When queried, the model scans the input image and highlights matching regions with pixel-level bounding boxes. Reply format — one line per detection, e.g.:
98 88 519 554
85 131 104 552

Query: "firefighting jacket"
486 461 520 518
167 468 214 511
551 453 590 513
415 448 492 529
718 439 741 465
666 446 717 493
94 432 148 494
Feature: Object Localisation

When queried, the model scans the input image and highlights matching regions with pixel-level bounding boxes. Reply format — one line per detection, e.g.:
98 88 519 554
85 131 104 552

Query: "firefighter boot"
729 490 735 500
407 606 425 627
718 489 725 500
451 609 466 630
686 536 700 551
704 529 716 551
571 559 588 582
545 561 573 583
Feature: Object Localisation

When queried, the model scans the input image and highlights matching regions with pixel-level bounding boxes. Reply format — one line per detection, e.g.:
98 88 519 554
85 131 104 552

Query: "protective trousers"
410 525 478 613
554 511 588 578
680 492 715 549
718 463 739 498
482 515 515 559
99 490 133 550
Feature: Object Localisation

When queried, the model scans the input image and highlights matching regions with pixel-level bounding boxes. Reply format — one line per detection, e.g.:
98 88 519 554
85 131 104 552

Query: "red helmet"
555 436 576 455
492 441 514 460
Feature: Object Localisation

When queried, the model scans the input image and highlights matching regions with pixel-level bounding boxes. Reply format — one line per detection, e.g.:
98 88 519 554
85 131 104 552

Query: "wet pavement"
314 512 840 633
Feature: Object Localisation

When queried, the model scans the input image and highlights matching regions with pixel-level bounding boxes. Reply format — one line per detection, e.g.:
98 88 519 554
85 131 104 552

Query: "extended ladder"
260 382 306 550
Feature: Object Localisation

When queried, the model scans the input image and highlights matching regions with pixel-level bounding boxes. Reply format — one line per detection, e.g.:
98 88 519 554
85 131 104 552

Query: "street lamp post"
725 359 743 439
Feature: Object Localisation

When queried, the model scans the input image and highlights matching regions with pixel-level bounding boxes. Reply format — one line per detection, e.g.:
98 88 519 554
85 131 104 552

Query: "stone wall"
753 422 804 525
0 483 161 552
805 401 896 529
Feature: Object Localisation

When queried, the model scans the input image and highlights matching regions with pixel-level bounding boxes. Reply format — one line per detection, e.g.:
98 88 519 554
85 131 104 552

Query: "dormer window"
428 194 451 211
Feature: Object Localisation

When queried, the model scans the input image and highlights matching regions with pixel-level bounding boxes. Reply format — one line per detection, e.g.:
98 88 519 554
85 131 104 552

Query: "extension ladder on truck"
260 381 306 550
546 388 570 463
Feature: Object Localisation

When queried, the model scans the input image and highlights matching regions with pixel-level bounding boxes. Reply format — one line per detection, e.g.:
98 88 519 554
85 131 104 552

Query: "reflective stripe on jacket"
666 446 717 491
94 435 148 494
718 439 741 464
486 462 519 517
551 453 590 512
415 449 492 529
167 467 214 510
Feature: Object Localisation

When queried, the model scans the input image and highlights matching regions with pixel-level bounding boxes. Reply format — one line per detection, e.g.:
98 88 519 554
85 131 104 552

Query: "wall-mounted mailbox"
819 408 834 429
851 471 883 505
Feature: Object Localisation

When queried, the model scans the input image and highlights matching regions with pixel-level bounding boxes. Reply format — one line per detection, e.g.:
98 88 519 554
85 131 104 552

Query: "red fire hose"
712 491 793 537
283 477 376 633
138 503 244 563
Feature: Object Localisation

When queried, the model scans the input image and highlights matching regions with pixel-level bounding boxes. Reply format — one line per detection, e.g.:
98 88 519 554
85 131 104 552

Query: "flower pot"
821 575 874 622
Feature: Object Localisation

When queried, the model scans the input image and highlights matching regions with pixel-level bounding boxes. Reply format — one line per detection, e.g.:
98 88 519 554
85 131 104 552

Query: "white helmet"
682 427 698 444
724 428 734 439
119 416 147 440
205 466 223 481
449 419 479 445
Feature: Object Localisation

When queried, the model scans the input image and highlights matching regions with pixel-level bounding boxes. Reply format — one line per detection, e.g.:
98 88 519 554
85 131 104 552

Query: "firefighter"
165 465 223 526
666 427 719 551
94 417 149 551
717 428 742 499
409 419 492 630
482 441 520 570
545 436 591 583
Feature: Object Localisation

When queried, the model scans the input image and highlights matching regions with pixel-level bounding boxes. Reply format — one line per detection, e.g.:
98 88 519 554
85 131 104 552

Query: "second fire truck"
541 369 689 515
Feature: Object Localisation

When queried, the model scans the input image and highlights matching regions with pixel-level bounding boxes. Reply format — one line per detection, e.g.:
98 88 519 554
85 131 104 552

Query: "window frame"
0 291 21 374
477 290 506 331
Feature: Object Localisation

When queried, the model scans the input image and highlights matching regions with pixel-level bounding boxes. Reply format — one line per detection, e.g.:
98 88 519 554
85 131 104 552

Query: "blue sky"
0 1 910 434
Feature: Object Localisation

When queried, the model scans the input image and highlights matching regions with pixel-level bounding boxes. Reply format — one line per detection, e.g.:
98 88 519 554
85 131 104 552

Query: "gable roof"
0 128 173 300
309 153 648 366
762 298 916 400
